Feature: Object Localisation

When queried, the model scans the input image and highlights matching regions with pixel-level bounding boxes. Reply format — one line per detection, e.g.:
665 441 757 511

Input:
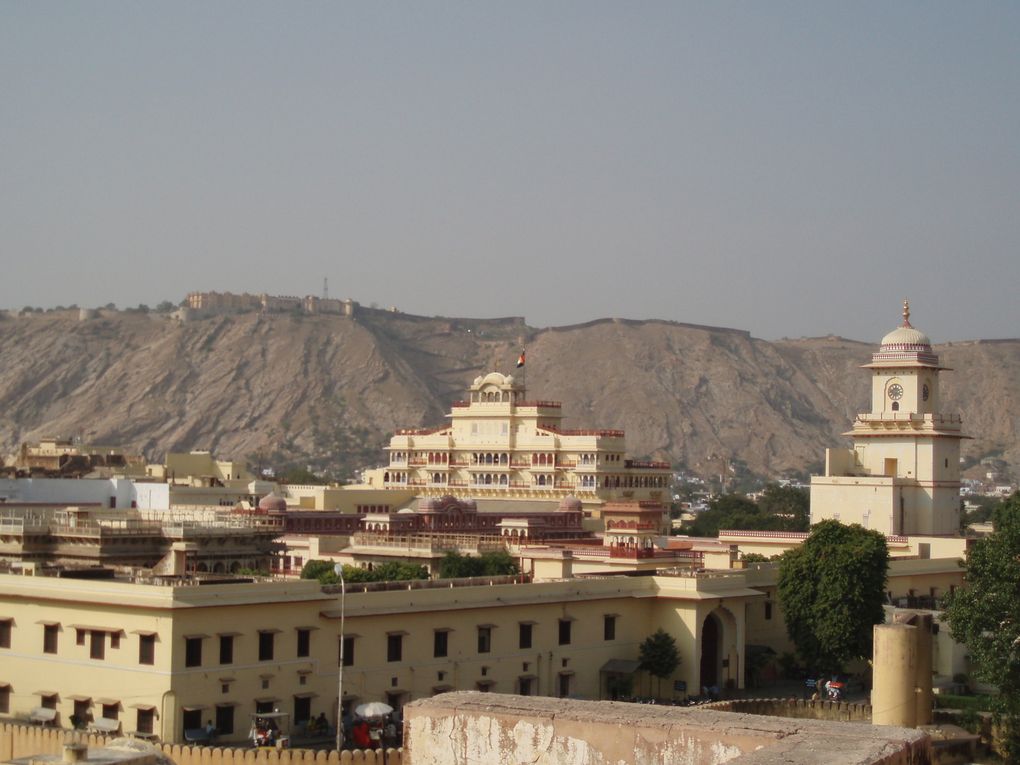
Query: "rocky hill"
0 309 1017 478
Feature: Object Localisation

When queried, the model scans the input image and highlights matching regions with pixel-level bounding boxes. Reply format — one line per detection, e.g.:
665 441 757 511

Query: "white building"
811 302 965 536
378 372 672 507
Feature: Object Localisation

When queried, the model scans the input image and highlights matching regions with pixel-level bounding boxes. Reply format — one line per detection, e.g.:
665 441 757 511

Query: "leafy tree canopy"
638 628 680 679
300 559 428 585
776 520 889 671
686 485 809 537
942 492 1020 757
437 550 519 579
638 628 680 698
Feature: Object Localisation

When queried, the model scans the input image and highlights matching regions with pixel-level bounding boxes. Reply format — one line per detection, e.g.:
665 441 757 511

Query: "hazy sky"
2 2 1018 342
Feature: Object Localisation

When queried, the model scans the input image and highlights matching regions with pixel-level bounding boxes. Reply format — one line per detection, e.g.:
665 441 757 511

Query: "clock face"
922 384 930 402
888 383 904 401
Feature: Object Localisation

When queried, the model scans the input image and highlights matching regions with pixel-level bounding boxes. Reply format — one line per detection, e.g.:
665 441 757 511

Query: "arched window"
891 401 899 411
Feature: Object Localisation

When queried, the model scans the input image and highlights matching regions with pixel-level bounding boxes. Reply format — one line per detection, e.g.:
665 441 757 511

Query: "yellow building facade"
0 568 763 744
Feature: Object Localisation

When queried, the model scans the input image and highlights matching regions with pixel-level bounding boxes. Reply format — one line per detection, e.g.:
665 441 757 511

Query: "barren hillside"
0 309 1017 477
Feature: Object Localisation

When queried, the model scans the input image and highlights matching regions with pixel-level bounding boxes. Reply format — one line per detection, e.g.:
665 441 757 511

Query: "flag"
516 349 526 368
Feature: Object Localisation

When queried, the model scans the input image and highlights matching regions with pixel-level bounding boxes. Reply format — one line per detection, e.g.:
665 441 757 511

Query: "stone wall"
403 692 931 765
702 697 873 723
0 724 401 765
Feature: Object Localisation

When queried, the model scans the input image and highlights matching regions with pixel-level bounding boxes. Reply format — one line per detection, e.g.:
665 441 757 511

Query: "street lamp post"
333 563 346 752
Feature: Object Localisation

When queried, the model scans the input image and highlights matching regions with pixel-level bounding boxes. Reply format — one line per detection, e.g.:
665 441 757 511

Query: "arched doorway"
700 612 722 690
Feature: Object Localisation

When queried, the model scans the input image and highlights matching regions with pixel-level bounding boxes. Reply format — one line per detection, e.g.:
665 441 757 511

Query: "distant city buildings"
0 302 993 754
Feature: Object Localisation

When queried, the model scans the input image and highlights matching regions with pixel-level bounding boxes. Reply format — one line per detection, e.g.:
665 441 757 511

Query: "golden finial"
902 299 911 327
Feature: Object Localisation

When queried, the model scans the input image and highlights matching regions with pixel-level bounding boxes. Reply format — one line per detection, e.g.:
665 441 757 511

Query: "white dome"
879 300 931 350
880 324 931 349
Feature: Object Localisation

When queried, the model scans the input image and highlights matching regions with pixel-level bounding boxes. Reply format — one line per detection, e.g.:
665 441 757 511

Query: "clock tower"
810 301 966 536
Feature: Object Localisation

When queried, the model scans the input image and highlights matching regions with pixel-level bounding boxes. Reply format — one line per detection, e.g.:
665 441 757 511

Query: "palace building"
378 372 672 506
810 302 966 536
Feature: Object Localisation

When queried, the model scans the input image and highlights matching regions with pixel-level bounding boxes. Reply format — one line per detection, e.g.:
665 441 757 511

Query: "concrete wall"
702 698 872 723
403 692 932 765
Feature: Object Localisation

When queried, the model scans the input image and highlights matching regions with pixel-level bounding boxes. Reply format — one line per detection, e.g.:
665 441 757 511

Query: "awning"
255 697 280 704
258 628 282 634
36 620 61 627
183 633 209 640
130 703 158 710
214 702 241 708
95 698 120 707
70 624 124 634
216 631 242 637
293 693 318 699
130 630 158 636
294 626 319 631
180 705 207 712
600 659 642 675
35 690 59 697
67 695 92 702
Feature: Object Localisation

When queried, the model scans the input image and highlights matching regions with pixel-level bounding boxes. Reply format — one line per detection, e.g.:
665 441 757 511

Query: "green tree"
638 628 680 699
301 559 428 585
757 484 809 531
776 520 889 671
686 487 808 537
942 492 1020 758
300 559 337 581
437 550 519 579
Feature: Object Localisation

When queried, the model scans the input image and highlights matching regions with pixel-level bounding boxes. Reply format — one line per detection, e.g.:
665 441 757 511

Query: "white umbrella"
354 702 393 718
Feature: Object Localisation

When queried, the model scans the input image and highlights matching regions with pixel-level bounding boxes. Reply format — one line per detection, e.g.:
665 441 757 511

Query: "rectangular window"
76 629 86 646
90 630 105 660
294 696 312 725
102 704 118 721
0 687 9 714
185 637 203 668
215 705 234 735
477 627 491 654
603 616 616 641
519 623 532 650
41 694 57 710
110 632 120 649
558 673 571 698
434 630 449 658
387 633 403 662
44 624 59 654
764 601 773 620
558 619 572 646
139 634 155 665
296 629 311 658
0 620 12 649
519 677 533 696
219 635 234 665
341 636 355 667
136 709 154 735
258 631 275 661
